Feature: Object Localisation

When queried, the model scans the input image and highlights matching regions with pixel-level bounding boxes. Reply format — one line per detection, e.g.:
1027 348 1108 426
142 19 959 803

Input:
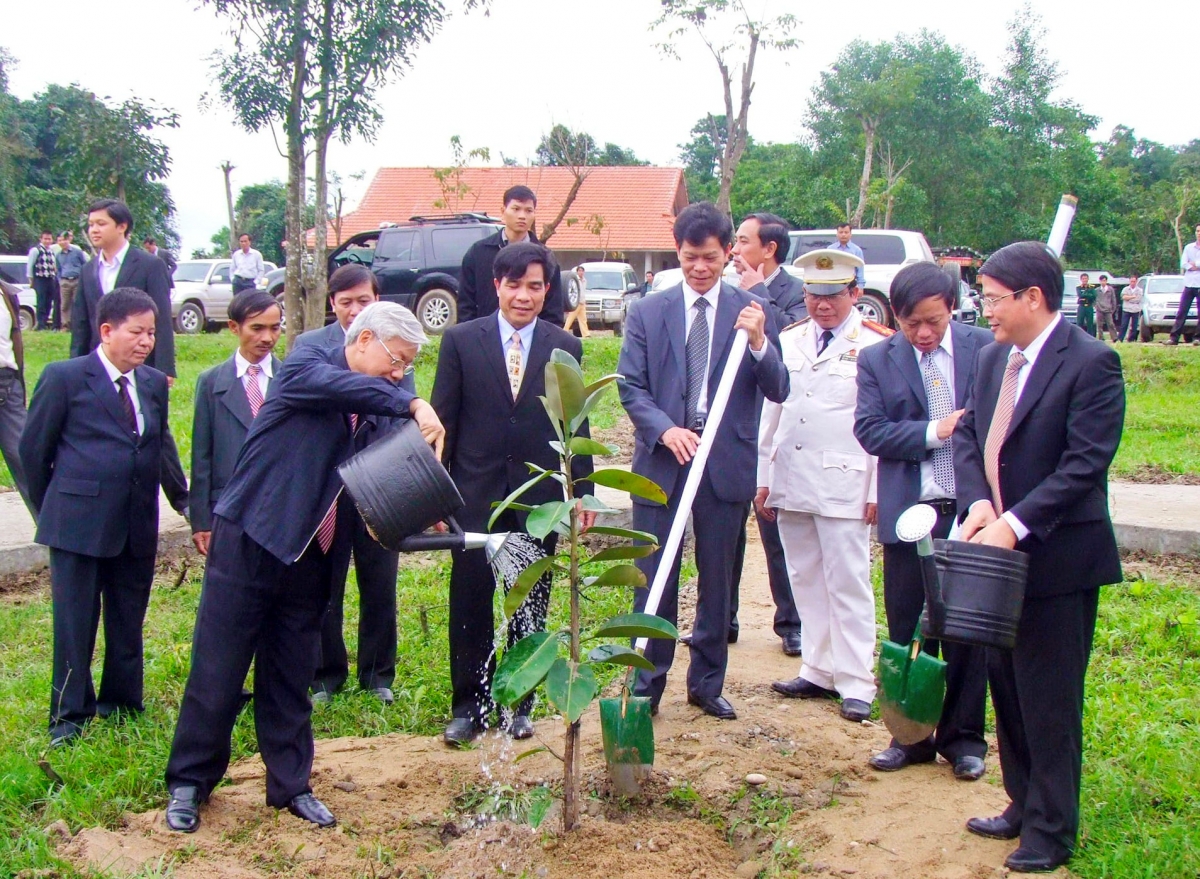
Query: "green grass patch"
1110 344 1200 479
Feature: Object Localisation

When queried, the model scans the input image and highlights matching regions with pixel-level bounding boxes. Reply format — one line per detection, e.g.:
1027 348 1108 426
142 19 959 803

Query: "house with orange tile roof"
329 165 688 275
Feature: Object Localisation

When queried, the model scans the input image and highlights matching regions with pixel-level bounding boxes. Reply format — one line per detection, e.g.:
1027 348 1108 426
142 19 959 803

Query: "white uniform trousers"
776 510 877 703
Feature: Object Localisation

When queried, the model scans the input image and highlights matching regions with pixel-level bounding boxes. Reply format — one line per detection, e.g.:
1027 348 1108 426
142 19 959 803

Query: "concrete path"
0 479 1197 579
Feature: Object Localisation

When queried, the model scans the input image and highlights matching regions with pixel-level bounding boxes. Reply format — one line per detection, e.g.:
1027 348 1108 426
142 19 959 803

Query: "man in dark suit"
296 265 414 705
618 202 789 720
71 199 175 381
729 212 807 655
20 289 188 747
164 302 445 834
190 290 283 555
854 262 992 780
956 242 1124 874
458 185 565 327
432 242 594 745
142 237 177 289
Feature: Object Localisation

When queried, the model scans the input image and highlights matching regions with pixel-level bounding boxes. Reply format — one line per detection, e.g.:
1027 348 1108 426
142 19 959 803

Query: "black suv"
262 214 501 334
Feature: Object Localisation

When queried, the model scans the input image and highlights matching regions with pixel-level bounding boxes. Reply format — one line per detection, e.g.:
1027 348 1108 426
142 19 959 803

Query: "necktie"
244 364 264 417
115 376 138 437
684 298 710 429
921 351 955 495
817 329 834 356
315 414 359 554
984 349 1028 513
507 331 523 400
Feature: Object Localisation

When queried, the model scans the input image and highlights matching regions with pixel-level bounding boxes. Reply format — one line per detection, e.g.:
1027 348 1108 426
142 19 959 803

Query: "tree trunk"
539 170 587 244
221 161 236 252
309 133 331 333
282 3 308 350
562 474 581 832
715 27 758 216
853 119 877 227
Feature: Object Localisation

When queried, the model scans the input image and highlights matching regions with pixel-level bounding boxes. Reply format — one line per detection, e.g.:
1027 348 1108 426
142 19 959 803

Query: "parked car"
171 258 278 334
1137 274 1193 342
578 262 640 335
0 256 38 331
260 214 502 334
787 229 937 326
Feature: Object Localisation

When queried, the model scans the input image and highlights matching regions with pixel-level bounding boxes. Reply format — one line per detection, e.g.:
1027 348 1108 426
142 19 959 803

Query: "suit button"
805 391 812 397
800 418 806 423
506 454 514 462
794 444 802 450
812 365 819 371
510 416 517 424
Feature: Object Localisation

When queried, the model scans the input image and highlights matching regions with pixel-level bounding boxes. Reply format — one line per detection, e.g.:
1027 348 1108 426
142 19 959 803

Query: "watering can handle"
395 516 466 552
918 551 947 636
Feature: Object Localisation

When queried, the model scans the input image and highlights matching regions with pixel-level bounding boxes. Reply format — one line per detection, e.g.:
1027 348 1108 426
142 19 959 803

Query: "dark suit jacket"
855 321 993 543
154 248 177 288
457 230 565 327
750 269 807 331
618 281 790 505
954 317 1124 597
293 319 417 395
214 344 416 564
19 351 182 558
71 245 176 377
189 353 283 533
431 315 592 531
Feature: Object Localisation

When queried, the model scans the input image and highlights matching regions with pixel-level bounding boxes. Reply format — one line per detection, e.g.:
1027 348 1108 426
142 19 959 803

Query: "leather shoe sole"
678 632 738 646
868 747 934 772
165 786 201 833
966 814 1021 840
444 717 483 746
771 677 838 699
509 715 535 740
686 693 737 720
953 755 986 781
780 633 803 656
839 698 871 722
286 793 336 828
1004 846 1069 873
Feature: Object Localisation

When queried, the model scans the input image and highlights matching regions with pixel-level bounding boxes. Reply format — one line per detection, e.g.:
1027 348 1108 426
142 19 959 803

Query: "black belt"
919 498 957 516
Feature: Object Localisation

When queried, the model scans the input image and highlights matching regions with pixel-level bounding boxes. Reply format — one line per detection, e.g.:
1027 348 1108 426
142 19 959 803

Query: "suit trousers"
314 501 400 693
729 505 802 638
1169 287 1200 342
48 544 156 737
632 465 745 704
777 510 876 703
165 516 333 807
0 368 33 514
448 508 556 724
989 587 1099 862
33 275 60 330
881 510 988 761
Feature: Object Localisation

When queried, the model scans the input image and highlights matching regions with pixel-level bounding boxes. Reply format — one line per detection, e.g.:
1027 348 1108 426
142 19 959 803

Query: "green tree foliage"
0 48 178 252
194 180 292 263
535 125 647 167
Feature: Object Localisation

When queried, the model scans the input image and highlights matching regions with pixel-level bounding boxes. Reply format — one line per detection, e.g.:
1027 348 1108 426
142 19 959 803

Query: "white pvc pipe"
635 328 750 652
1046 195 1078 258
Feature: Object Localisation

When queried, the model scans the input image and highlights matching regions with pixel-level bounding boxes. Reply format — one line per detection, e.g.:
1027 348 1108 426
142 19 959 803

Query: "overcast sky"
4 0 1190 255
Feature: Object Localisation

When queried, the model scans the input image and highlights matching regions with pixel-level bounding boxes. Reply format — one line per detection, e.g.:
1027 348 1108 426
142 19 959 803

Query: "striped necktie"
315 414 358 553
245 364 264 417
984 349 1027 513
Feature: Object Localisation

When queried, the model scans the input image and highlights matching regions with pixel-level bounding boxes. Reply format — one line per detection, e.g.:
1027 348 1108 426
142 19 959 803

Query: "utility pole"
220 161 237 253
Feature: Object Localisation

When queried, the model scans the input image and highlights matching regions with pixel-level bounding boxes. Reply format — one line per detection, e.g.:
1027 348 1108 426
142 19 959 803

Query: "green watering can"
878 504 948 745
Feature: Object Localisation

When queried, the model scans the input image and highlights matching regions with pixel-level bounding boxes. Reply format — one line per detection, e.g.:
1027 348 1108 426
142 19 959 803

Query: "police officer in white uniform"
758 249 891 722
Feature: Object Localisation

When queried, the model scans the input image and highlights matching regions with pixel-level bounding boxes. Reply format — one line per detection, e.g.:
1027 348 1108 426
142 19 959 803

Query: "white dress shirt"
96 345 144 434
231 248 266 281
498 312 537 375
682 282 764 417
235 350 273 399
916 328 956 500
98 241 131 295
1182 242 1200 288
0 295 17 371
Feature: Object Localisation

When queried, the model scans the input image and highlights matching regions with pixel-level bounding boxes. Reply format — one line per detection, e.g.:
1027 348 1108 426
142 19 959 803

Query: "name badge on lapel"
829 350 857 378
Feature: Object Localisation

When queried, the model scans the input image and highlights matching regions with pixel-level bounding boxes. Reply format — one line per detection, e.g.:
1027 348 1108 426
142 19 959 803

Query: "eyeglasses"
981 286 1031 309
377 337 415 373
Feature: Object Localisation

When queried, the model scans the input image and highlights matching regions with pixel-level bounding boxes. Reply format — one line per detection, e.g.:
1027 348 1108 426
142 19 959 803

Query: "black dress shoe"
165 786 201 833
868 747 934 772
444 717 483 746
771 677 838 699
369 687 395 705
966 814 1021 840
953 755 986 781
780 632 803 656
49 729 81 749
509 715 534 739
1004 846 1069 873
686 693 737 720
839 698 871 722
727 629 738 644
679 632 693 646
286 793 336 827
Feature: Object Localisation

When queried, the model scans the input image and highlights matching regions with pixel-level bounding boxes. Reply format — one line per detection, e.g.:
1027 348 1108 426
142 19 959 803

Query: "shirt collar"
1015 312 1062 366
915 325 955 362
100 240 131 269
763 266 782 287
498 312 537 346
235 350 274 378
96 345 135 385
500 228 530 246
683 281 721 312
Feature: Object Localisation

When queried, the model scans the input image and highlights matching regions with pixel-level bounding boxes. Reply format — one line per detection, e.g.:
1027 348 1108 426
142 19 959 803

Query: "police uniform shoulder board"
862 318 895 336
781 316 811 333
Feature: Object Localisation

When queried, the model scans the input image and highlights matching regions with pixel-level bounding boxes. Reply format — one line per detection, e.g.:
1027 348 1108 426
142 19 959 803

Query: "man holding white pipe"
619 201 789 720
762 249 889 723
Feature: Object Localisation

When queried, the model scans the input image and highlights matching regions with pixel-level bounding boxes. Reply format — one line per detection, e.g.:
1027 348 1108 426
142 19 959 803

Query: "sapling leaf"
585 525 659 544
545 658 598 723
489 471 551 529
579 494 619 514
525 500 573 540
549 362 586 424
587 643 656 671
593 613 679 640
585 469 668 504
587 544 658 563
492 632 561 706
587 564 646 587
568 436 618 457
504 555 562 617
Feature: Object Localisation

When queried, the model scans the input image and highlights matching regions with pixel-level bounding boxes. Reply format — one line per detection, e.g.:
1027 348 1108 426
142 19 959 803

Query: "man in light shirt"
1166 224 1200 345
231 233 267 294
831 223 866 290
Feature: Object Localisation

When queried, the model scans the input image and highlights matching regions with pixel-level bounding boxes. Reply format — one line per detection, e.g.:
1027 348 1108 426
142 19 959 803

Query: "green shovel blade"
878 637 947 745
599 695 655 797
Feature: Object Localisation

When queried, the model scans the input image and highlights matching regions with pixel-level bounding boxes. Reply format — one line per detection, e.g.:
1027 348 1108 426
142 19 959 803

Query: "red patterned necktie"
315 414 358 553
245 364 264 417
984 349 1028 513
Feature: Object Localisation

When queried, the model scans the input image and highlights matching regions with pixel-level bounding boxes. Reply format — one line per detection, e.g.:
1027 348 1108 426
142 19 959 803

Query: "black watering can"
337 418 511 558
